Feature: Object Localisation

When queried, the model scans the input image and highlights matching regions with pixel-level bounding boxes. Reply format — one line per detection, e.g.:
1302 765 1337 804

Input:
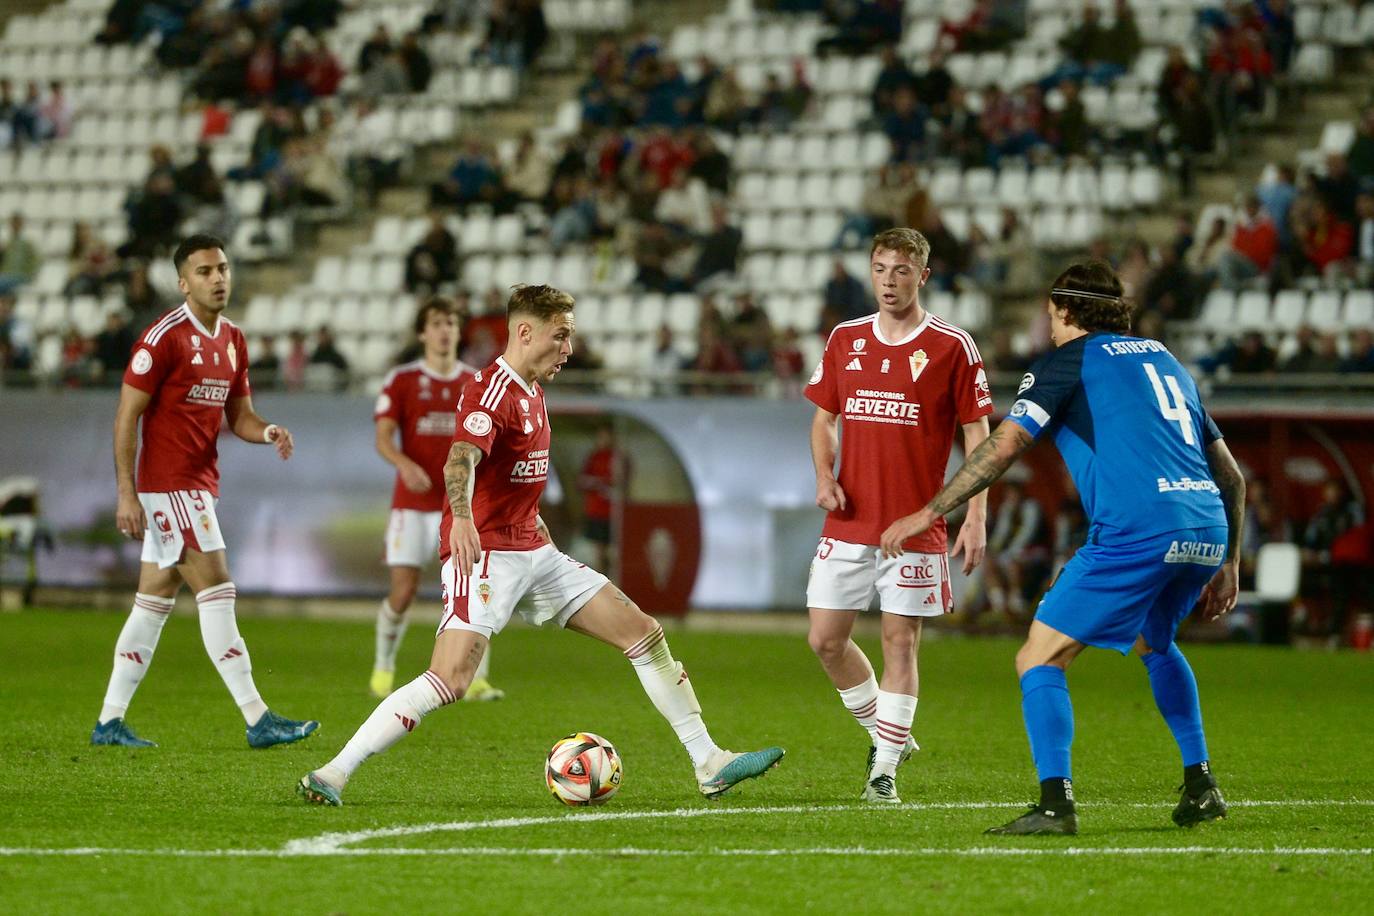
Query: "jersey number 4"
1143 363 1195 446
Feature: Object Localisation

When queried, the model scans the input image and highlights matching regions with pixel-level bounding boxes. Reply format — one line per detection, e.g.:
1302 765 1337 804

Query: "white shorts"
386 509 441 567
139 490 227 569
437 543 610 638
806 537 953 617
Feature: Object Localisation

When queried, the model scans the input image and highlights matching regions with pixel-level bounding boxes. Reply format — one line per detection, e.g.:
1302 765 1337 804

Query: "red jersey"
805 311 993 552
375 359 477 512
122 304 252 496
439 357 551 557
579 447 626 522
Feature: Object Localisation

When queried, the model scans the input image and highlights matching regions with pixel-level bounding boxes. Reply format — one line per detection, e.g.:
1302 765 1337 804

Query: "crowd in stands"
0 78 75 150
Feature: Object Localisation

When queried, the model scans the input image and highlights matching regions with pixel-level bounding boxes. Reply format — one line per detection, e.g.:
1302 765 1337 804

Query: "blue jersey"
1007 333 1226 544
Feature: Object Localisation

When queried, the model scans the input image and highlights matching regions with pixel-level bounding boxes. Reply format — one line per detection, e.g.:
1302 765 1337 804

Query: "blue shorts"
1034 526 1229 654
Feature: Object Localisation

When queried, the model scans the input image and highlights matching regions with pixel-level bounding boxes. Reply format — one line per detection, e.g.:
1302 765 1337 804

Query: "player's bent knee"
807 630 847 661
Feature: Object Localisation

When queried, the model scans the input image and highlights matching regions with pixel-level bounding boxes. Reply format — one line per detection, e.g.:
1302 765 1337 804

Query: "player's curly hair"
414 295 461 334
507 284 575 322
870 227 930 269
1049 261 1134 334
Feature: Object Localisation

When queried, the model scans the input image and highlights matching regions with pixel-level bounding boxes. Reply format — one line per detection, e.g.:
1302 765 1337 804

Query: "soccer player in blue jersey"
879 261 1244 835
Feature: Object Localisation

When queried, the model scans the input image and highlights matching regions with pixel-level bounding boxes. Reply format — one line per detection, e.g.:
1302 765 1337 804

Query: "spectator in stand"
432 137 509 213
1053 79 1091 157
773 326 806 392
1283 326 1341 373
362 49 410 99
58 327 89 387
91 310 137 382
342 98 405 206
0 214 40 295
1217 194 1279 289
503 132 552 204
940 0 1027 52
1259 0 1297 74
253 334 282 388
929 84 985 166
1045 1 1139 89
123 262 165 332
979 479 1048 624
1168 72 1216 197
1301 479 1366 638
309 325 350 389
1142 242 1198 320
0 293 34 372
1188 214 1231 279
987 207 1038 293
1224 330 1278 374
357 24 393 76
655 168 712 237
632 221 688 293
1342 328 1374 373
39 81 73 140
1314 153 1360 224
547 175 596 247
688 321 742 383
1295 197 1353 279
871 44 919 117
689 203 743 289
405 215 461 295
0 79 19 148
1257 163 1298 249
577 423 629 575
1347 107 1374 186
1354 192 1374 285
884 85 927 163
245 36 279 101
730 293 773 372
65 222 116 296
283 328 310 390
398 32 433 93
305 38 345 98
687 130 732 195
704 66 748 132
815 0 903 57
819 259 869 333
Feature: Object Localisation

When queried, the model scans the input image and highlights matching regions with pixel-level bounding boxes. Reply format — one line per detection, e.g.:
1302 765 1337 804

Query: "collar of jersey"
495 356 538 397
869 309 932 347
416 359 471 382
180 302 222 339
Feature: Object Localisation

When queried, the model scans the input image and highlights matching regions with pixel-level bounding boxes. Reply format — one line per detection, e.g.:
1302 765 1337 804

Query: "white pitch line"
0 846 1370 859
3 799 1372 860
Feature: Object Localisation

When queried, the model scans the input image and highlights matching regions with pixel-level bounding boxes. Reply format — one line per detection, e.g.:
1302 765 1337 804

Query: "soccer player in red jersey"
369 296 503 701
804 228 993 803
576 422 630 576
91 235 318 749
299 285 784 806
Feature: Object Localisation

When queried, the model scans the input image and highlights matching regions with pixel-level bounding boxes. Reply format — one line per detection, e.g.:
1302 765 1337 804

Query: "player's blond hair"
870 227 930 269
507 284 575 323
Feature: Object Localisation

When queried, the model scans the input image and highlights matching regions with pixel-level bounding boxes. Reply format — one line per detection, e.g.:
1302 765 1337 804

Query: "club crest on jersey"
153 511 172 533
908 349 929 381
199 514 212 534
227 343 237 371
478 583 492 605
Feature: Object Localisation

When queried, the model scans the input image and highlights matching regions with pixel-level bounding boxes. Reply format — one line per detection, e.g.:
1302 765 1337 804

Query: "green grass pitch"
0 608 1370 914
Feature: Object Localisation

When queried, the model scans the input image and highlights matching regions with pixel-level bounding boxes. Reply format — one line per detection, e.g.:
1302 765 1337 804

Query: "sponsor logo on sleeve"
1017 372 1035 394
974 367 992 408
463 411 493 436
1010 401 1029 417
375 393 392 414
808 361 823 385
131 349 153 375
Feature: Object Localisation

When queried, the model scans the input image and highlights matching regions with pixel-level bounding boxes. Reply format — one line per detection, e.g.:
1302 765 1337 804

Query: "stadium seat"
1305 290 1342 331
1234 291 1272 329
1344 291 1374 327
1198 289 1236 335
1270 289 1306 333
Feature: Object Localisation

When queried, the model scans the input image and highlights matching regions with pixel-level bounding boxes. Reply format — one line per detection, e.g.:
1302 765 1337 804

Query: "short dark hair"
506 284 575 322
173 234 227 273
1049 260 1133 334
414 295 461 334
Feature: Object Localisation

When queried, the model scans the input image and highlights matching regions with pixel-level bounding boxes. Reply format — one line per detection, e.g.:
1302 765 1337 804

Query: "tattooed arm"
879 421 1035 558
445 441 484 574
1199 438 1246 621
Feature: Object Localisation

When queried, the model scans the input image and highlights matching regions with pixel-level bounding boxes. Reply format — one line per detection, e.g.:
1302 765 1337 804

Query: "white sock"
873 690 918 777
474 643 491 681
99 593 174 723
625 625 719 769
324 669 455 784
196 583 268 725
374 598 408 672
838 676 880 744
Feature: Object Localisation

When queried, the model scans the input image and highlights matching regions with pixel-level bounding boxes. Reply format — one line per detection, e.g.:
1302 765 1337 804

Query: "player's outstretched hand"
1199 561 1239 621
950 518 987 575
268 425 294 460
879 509 936 559
816 478 847 512
450 517 482 576
116 492 146 540
400 460 432 494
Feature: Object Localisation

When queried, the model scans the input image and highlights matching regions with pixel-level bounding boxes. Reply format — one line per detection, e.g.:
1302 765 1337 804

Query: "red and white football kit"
374 359 476 567
122 304 251 568
436 357 607 637
804 311 993 615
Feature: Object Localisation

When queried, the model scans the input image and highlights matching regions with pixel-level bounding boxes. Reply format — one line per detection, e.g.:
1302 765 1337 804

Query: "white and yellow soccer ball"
545 732 622 806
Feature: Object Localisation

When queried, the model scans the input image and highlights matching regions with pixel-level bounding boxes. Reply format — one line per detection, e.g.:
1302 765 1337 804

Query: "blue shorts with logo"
1035 526 1229 654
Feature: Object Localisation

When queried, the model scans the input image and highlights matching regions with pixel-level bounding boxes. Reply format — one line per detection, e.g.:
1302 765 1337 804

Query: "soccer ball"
545 732 622 806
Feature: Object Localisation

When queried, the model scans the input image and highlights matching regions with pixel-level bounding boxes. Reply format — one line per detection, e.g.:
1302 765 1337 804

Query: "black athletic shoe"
1172 785 1228 827
985 804 1079 835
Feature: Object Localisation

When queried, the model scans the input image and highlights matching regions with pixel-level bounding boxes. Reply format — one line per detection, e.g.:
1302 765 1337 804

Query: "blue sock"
1020 665 1074 782
1141 644 1209 767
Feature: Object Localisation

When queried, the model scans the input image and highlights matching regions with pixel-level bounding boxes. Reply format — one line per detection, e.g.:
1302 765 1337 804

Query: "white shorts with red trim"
385 509 441 567
138 490 226 569
806 537 954 617
436 544 610 638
